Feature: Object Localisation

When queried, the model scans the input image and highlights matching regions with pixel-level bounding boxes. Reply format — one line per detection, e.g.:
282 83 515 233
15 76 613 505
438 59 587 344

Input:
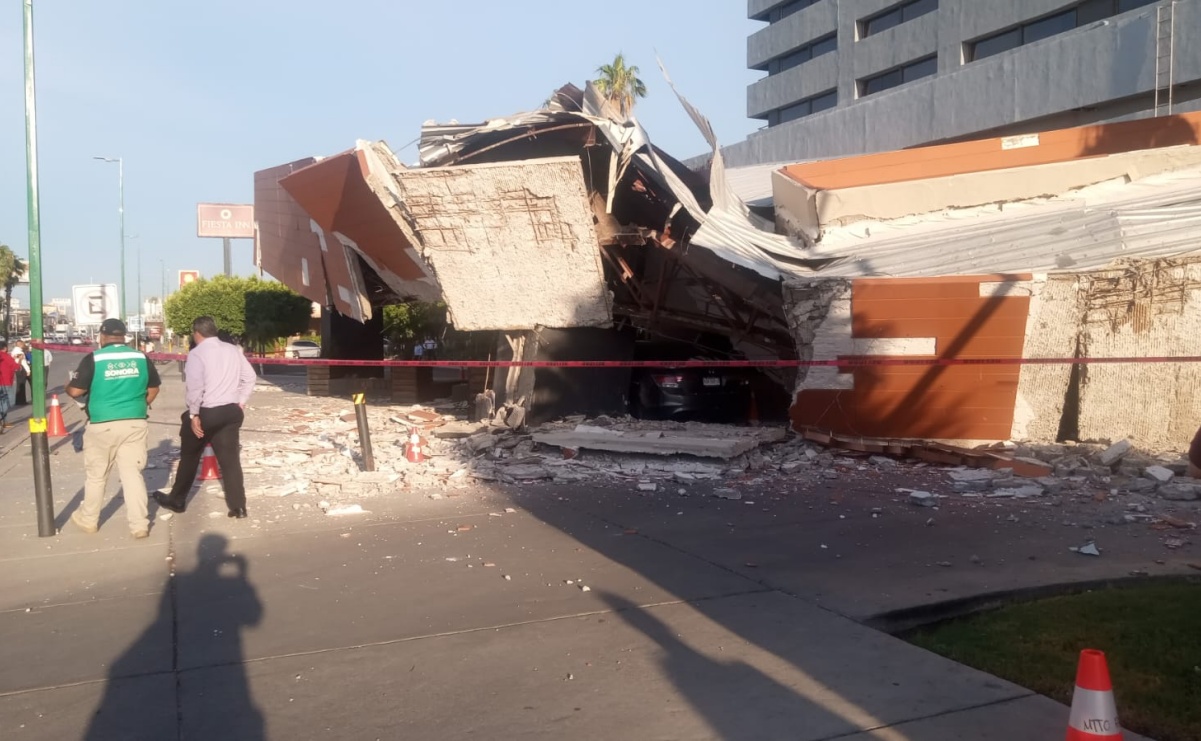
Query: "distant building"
728 0 1201 165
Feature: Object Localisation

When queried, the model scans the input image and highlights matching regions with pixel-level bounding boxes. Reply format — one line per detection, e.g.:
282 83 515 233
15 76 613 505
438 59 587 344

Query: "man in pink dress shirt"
153 316 257 518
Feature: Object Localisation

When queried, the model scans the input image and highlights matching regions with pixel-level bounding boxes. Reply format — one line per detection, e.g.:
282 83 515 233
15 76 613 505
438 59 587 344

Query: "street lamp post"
92 156 125 321
24 0 55 537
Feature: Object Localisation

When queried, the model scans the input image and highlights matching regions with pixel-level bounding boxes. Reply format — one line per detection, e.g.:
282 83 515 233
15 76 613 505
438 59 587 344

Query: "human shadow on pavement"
600 592 825 741
83 534 265 741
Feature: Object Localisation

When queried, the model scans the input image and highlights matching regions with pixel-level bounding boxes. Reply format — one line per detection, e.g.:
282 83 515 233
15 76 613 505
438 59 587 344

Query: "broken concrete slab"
1143 465 1175 483
1159 482 1201 501
433 422 489 440
988 485 1045 499
530 427 780 460
1098 440 1133 467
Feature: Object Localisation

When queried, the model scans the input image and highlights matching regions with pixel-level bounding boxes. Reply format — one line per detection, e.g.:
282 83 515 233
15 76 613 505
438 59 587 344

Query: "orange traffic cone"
1066 649 1122 740
404 428 426 464
747 392 761 427
197 445 222 480
46 396 67 438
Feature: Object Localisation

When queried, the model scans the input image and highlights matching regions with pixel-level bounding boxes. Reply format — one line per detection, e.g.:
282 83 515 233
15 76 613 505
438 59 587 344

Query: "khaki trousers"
80 418 149 533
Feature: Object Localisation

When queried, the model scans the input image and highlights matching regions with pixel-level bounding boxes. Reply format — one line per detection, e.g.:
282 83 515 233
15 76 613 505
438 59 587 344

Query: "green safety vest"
88 344 150 423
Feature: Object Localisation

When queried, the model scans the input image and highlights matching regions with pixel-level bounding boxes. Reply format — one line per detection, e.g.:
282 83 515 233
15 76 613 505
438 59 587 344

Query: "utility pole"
24 0 55 537
93 156 125 321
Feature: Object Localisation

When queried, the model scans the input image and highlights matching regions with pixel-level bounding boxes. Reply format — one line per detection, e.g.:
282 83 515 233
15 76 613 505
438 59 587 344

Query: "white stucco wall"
386 157 612 332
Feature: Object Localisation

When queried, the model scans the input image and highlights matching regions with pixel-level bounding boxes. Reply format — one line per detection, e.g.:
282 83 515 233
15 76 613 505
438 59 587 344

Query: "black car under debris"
628 342 753 422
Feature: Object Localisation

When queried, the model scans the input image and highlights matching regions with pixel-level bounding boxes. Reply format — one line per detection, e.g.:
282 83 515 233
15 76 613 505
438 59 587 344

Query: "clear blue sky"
1 1 762 315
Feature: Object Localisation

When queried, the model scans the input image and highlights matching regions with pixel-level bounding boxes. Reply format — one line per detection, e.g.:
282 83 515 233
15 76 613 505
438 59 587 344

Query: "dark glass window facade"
771 89 838 126
968 0 1164 62
771 34 838 75
858 55 937 96
860 0 938 38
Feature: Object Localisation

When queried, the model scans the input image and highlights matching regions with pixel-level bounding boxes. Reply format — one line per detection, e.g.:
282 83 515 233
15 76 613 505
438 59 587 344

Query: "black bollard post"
31 425 55 536
352 392 375 472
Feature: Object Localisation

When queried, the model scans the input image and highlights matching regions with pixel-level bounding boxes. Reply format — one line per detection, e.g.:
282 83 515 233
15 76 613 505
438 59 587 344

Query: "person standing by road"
10 340 30 406
65 319 161 538
154 316 257 519
0 340 17 433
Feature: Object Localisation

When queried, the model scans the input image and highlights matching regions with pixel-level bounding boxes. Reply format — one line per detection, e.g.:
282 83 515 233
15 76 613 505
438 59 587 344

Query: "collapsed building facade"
253 82 1201 450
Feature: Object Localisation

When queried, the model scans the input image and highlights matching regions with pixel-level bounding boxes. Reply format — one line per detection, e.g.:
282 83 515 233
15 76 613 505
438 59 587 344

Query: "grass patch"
906 582 1201 741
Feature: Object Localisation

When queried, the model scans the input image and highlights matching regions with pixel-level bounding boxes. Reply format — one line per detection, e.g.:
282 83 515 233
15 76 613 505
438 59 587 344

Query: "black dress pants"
167 404 247 510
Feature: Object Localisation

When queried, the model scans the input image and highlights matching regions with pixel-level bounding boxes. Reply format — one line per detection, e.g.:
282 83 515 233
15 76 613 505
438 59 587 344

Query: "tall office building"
726 0 1201 165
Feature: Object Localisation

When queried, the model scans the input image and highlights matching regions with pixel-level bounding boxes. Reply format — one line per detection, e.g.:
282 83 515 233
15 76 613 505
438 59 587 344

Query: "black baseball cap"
100 318 127 336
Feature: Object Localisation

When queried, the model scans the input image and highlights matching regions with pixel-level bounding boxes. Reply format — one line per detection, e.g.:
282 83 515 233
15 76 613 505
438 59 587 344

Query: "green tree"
382 301 445 355
243 282 313 352
164 275 310 352
593 53 647 118
0 244 28 337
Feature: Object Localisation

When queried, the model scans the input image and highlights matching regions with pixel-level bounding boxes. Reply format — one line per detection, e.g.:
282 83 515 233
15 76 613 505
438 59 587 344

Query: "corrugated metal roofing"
722 162 795 207
805 166 1201 278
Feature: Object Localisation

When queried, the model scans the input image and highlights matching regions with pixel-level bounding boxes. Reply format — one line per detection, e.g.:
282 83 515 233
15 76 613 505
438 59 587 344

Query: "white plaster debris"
1070 542 1102 557
988 485 1046 499
326 504 368 516
212 390 1199 545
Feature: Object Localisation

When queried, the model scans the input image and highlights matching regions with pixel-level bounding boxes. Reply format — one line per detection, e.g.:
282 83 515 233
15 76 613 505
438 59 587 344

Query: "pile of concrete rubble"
157 394 1197 540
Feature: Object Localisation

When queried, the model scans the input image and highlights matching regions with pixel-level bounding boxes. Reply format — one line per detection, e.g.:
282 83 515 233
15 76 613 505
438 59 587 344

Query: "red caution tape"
33 341 1201 369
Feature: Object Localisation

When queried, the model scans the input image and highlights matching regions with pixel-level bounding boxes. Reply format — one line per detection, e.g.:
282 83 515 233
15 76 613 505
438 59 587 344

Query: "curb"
864 573 1201 635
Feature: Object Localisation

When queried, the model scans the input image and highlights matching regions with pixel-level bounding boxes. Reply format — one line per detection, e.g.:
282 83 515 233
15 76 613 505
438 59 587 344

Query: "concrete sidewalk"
0 366 1172 740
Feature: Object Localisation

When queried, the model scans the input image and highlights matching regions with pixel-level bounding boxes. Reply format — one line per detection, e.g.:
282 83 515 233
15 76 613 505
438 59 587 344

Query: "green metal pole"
119 158 125 321
24 0 55 537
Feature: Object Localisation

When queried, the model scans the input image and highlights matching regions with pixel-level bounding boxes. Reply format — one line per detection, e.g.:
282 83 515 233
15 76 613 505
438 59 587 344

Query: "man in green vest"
66 318 162 538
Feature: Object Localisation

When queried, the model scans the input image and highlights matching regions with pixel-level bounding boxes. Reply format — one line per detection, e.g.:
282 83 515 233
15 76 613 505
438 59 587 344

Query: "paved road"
0 362 1169 740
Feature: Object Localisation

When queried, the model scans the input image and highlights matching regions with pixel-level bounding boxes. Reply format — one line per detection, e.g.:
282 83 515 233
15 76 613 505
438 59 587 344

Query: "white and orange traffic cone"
404 428 425 464
46 396 68 438
1066 649 1122 740
197 444 222 480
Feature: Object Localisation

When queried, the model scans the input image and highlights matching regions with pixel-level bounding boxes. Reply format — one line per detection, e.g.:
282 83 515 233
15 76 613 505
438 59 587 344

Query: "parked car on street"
285 339 321 359
627 341 752 422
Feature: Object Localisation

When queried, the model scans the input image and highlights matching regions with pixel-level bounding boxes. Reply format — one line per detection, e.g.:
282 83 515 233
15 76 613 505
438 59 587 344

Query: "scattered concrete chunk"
1098 440 1133 467
500 464 552 480
947 469 996 485
531 426 770 460
1070 542 1101 556
713 488 742 501
1143 465 1175 483
465 433 498 454
1159 482 1200 501
907 491 937 507
989 485 1045 499
326 504 368 516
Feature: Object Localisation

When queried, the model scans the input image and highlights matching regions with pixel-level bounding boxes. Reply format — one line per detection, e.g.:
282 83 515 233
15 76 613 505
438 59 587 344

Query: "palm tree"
0 245 27 338
593 53 647 118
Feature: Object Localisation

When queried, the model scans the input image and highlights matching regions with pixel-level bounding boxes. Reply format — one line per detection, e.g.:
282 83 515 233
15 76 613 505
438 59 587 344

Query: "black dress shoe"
153 491 186 513
228 508 248 519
